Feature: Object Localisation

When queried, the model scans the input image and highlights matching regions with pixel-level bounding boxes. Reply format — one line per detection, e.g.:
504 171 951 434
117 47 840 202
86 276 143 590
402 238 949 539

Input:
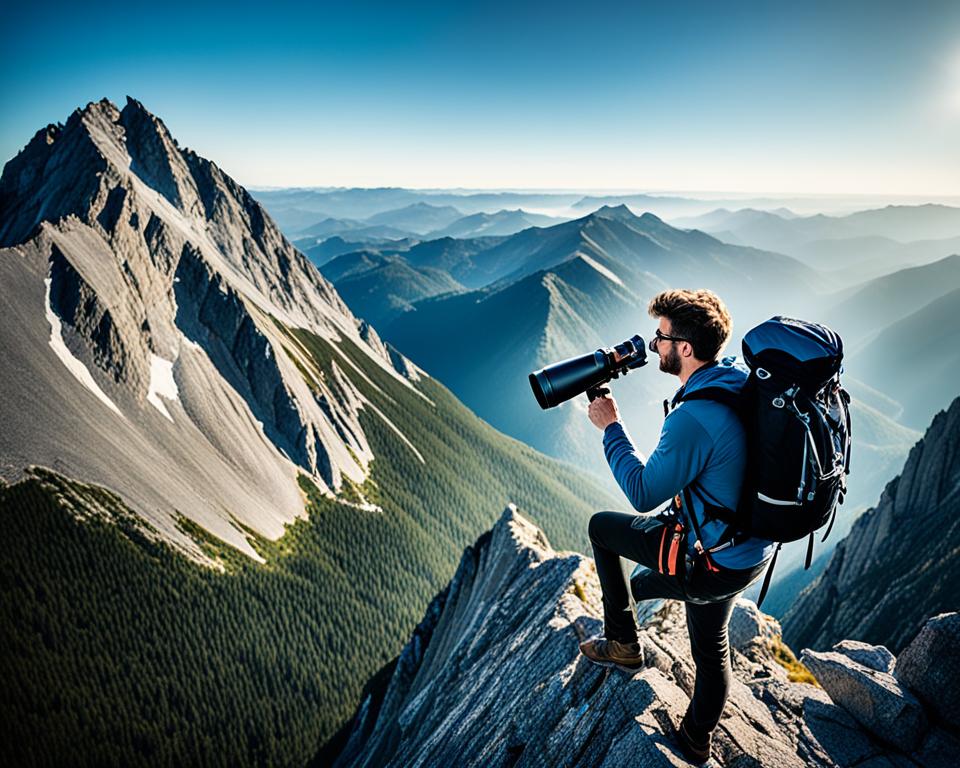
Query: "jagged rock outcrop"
894 613 960 732
783 396 960 654
801 647 927 751
329 506 958 767
0 97 421 560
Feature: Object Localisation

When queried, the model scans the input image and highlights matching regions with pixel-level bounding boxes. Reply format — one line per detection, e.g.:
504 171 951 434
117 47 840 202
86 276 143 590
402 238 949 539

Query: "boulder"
728 597 780 651
833 639 896 674
895 612 960 732
801 647 928 751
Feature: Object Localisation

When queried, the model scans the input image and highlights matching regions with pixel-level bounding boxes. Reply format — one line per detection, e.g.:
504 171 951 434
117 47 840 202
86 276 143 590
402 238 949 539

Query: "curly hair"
647 289 733 361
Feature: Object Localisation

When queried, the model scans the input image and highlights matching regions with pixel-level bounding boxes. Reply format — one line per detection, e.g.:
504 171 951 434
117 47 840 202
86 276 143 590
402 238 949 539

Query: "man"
579 288 775 764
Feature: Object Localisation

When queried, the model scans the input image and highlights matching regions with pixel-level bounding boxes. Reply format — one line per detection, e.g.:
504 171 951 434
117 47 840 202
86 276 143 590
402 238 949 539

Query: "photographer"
579 288 775 764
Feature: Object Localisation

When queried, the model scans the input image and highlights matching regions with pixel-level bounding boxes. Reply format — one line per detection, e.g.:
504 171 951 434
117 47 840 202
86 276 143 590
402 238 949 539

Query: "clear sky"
3 0 959 194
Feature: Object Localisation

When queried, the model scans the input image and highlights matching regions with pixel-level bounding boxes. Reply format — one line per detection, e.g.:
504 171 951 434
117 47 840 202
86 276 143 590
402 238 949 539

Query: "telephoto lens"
529 335 647 409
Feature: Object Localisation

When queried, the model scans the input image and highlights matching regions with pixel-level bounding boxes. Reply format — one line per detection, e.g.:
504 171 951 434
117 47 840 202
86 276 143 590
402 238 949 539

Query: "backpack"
679 316 852 607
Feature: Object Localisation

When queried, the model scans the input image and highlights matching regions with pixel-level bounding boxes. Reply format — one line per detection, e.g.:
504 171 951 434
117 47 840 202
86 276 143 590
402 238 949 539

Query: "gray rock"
895 612 960 732
729 597 781 652
801 647 928 751
833 640 896 673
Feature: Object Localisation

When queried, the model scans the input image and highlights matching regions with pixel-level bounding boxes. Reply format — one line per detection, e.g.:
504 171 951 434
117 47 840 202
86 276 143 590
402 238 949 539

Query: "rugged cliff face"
0 97 423 561
783 396 960 654
327 507 958 767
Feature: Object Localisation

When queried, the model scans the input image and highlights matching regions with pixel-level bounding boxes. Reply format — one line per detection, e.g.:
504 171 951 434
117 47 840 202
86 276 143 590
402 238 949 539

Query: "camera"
529 335 648 409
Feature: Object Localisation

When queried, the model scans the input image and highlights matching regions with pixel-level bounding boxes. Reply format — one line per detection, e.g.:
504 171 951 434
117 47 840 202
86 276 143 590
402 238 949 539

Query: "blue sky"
2 0 959 193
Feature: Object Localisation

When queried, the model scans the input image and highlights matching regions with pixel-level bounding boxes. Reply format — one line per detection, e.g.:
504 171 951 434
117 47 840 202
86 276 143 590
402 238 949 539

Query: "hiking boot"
671 712 712 764
578 634 645 673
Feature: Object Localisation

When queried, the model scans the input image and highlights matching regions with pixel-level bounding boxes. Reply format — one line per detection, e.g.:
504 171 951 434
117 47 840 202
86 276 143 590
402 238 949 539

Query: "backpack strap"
756 543 781 609
677 385 742 412
683 486 724 571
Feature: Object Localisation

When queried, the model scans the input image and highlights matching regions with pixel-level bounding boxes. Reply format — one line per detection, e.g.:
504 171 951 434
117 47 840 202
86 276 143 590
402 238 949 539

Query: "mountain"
384 249 667 479
425 208 565 238
783 397 960 654
377 205 822 476
374 204 919 594
672 207 803 248
319 251 464 327
390 234 509 278
363 202 464 234
820 255 960 348
674 205 960 281
295 235 420 268
0 97 620 761
252 187 425 223
791 235 960 284
461 205 821 303
829 204 960 242
252 188 587 225
295 216 416 240
324 506 960 767
844 289 960 429
0 95 407 559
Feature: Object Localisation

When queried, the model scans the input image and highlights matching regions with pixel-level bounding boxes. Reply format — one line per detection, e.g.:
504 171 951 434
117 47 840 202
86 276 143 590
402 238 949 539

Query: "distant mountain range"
323 205 913 492
820 254 960 349
323 203 929 587
291 206 567 246
425 208 564 238
253 186 960 238
674 204 960 246
320 251 464 328
673 205 960 285
846 289 960 429
297 217 416 240
294 234 421 266
364 201 464 234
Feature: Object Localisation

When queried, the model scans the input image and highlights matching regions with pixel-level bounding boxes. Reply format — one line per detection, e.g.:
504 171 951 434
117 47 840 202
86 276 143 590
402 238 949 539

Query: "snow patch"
147 353 179 423
577 253 624 286
44 277 125 419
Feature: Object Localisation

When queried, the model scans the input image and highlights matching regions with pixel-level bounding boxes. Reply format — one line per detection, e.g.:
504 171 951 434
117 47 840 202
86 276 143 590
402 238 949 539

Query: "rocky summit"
329 507 959 767
0 97 423 561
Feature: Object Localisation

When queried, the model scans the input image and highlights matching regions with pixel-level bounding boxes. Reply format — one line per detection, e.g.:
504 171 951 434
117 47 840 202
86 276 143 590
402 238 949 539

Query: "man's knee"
588 510 617 544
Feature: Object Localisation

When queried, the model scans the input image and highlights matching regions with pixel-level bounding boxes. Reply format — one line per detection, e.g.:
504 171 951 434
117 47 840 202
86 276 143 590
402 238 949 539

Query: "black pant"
588 510 768 739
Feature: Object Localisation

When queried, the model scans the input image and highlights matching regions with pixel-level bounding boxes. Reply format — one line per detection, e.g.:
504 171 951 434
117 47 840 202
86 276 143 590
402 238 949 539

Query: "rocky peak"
328 507 958 767
783 396 960 653
0 97 423 560
591 203 637 221
118 96 204 218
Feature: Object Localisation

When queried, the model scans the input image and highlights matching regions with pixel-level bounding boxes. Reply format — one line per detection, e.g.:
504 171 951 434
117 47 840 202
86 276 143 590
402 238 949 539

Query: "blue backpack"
680 317 852 606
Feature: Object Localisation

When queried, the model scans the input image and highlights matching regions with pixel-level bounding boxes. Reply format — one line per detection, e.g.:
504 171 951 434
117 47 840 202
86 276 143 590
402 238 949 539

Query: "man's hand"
588 393 621 431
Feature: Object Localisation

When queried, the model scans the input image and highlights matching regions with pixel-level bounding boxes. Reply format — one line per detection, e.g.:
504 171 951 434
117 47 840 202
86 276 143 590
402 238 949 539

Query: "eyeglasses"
648 329 690 353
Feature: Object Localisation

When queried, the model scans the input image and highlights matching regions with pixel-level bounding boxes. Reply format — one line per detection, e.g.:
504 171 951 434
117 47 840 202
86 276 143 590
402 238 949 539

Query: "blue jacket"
602 357 775 569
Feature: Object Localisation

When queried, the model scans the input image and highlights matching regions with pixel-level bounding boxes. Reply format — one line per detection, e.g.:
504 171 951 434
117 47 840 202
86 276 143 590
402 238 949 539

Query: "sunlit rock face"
330 506 958 767
0 97 420 561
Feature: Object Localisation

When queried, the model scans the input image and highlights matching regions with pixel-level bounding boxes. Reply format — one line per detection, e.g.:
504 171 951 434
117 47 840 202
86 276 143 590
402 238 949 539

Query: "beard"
659 345 682 375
